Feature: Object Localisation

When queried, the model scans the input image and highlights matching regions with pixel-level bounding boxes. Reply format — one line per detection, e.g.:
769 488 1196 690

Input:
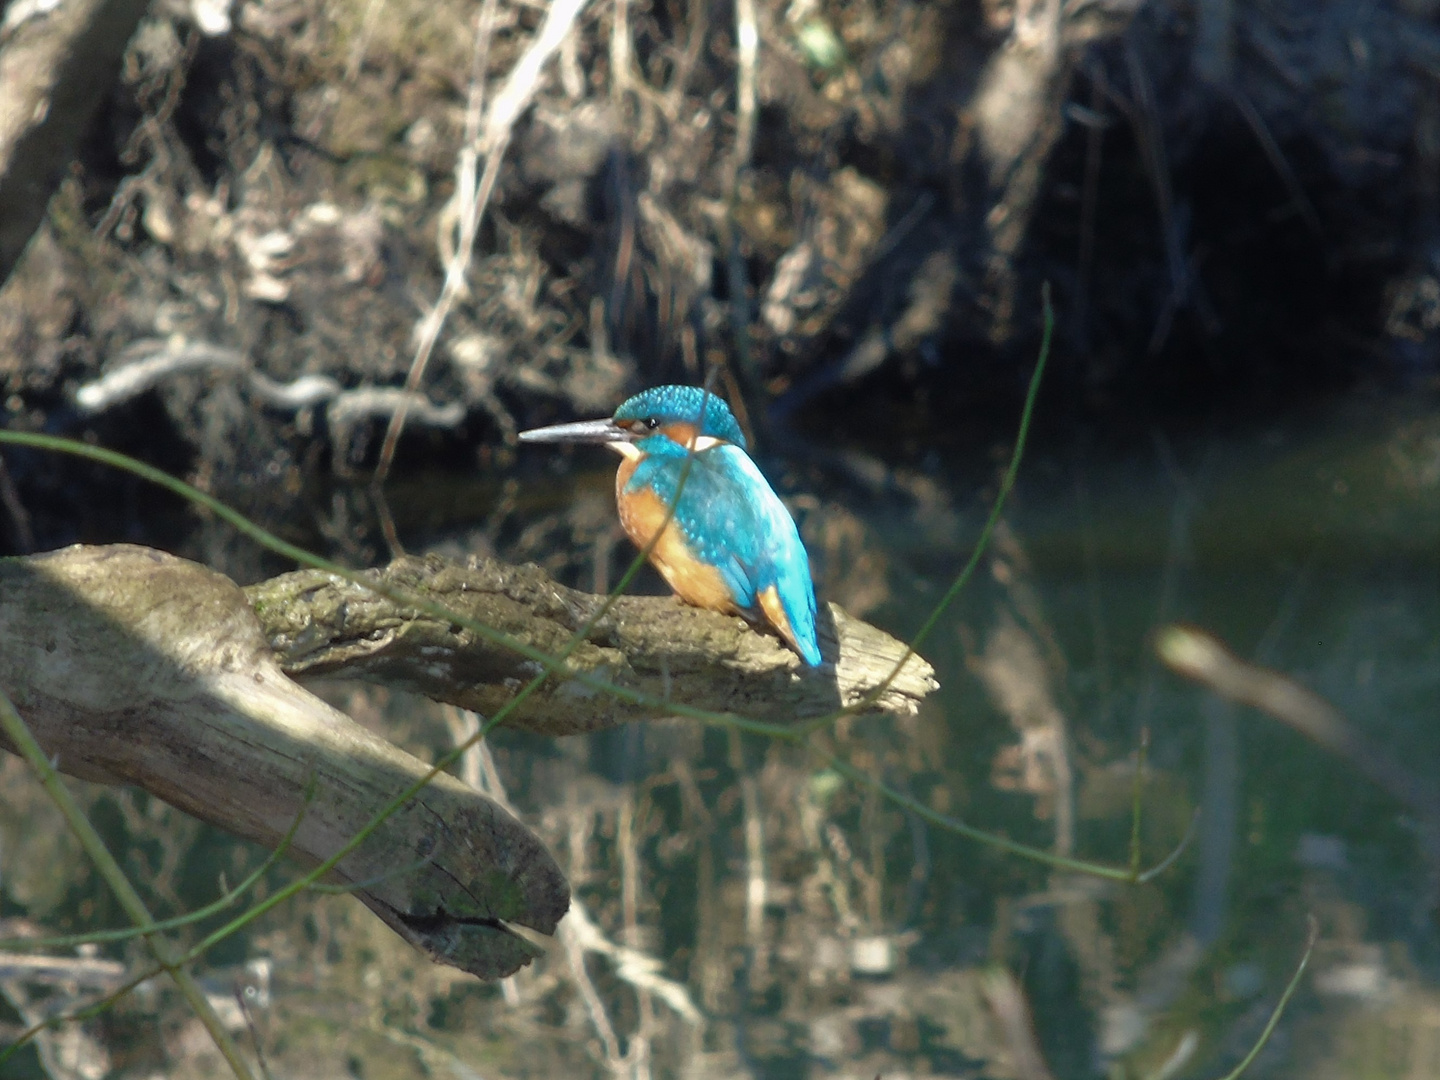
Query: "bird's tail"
758 584 822 667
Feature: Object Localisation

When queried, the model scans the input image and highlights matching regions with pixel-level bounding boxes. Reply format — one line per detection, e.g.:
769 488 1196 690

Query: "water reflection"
2 397 1436 1078
471 394 1439 1078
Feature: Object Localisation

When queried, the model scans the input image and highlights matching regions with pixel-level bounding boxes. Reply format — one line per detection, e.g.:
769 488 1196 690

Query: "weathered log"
0 542 937 980
0 0 151 284
0 545 568 980
246 553 938 736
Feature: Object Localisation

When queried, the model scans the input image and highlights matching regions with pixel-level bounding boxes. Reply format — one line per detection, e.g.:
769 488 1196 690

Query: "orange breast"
615 467 738 615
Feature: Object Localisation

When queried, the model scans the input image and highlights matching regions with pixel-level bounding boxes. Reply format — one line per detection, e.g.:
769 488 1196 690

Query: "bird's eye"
644 417 660 430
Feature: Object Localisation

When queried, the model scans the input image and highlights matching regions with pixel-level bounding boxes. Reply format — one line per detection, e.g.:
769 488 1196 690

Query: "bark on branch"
246 553 938 736
0 543 937 980
0 545 567 981
0 0 151 284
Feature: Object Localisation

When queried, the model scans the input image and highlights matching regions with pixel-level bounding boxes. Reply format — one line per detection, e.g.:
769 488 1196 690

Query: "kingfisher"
518 386 823 666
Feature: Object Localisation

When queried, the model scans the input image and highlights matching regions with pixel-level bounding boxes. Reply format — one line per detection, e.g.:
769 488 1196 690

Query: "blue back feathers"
618 387 820 666
614 386 748 450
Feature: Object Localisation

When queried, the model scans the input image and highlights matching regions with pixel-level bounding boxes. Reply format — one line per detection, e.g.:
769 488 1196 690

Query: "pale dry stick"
731 0 758 173
720 0 762 408
562 899 703 1029
617 793 655 1080
562 907 626 1071
633 992 657 1080
1157 626 1440 826
74 342 465 474
374 0 594 548
0 452 33 552
440 711 526 1008
372 0 499 541
468 726 524 1008
728 730 770 987
93 27 193 243
1013 0 1062 49
560 25 585 98
659 0 708 122
75 340 337 413
477 729 702 1061
1229 88 1323 239
442 704 485 791
0 975 110 1080
611 0 633 107
343 0 389 83
980 966 1058 1080
1072 64 1107 346
619 794 641 948
602 0 675 132
432 0 500 280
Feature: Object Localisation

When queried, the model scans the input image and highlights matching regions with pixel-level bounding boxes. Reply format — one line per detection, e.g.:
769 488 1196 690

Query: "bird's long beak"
517 418 634 445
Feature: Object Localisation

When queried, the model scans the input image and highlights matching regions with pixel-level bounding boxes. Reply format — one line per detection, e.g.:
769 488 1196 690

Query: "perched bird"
519 386 822 666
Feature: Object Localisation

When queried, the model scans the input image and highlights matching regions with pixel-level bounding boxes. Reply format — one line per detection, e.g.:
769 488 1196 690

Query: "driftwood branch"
0 0 150 284
0 545 567 981
0 543 937 979
246 554 938 736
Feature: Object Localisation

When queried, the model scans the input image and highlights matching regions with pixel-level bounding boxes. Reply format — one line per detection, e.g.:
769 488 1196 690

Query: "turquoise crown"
614 386 747 450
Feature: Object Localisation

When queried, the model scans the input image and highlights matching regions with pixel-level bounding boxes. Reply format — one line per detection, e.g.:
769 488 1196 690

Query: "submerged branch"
1157 623 1440 878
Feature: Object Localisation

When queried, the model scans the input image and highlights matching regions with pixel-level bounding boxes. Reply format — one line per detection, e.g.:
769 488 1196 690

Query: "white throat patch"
609 434 722 457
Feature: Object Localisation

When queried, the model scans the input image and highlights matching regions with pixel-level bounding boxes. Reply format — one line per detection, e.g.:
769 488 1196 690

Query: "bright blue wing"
627 441 820 665
710 447 819 665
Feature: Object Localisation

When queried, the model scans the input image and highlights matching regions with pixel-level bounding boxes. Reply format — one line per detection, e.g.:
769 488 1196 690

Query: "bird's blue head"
517 384 747 456
613 386 747 451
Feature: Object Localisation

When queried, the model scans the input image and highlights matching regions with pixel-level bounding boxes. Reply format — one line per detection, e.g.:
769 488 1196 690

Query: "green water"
479 394 1440 1078
817 398 1440 1080
2 396 1437 1079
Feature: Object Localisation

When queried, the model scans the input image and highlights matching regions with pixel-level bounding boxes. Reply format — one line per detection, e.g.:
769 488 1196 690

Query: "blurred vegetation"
1 0 1439 1076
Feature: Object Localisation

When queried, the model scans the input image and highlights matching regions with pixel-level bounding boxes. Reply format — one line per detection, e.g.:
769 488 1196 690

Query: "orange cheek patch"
658 421 699 448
